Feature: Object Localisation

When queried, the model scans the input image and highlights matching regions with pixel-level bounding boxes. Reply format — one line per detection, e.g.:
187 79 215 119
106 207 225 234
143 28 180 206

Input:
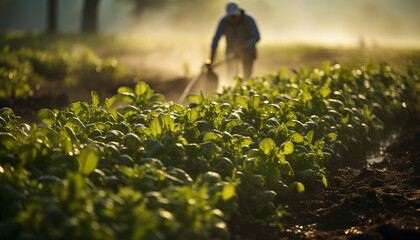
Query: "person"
208 2 260 81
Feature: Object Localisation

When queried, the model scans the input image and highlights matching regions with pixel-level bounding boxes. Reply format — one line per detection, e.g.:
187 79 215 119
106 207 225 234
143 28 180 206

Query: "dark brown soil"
278 117 420 240
0 94 69 123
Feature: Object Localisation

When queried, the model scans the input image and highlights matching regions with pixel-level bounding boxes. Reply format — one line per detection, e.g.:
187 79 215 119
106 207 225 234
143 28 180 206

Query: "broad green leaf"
290 132 304 143
259 138 276 155
250 95 260 109
18 144 38 165
94 122 107 130
267 117 280 126
123 133 141 150
121 106 139 118
117 92 136 103
285 120 296 127
149 94 165 103
104 96 116 110
66 117 85 130
327 132 337 142
238 137 252 146
117 86 134 94
319 87 331 98
301 91 312 103
187 94 201 104
0 107 13 117
291 120 304 129
281 142 294 155
342 114 349 124
36 108 55 125
0 133 18 151
196 120 210 132
70 102 89 116
186 108 199 123
265 104 280 112
135 82 149 95
91 90 99 108
234 95 247 107
77 148 99 175
322 176 328 188
0 116 6 127
60 128 73 153
70 102 82 115
327 99 344 109
169 104 184 112
290 182 305 194
109 109 119 121
288 111 297 120
247 149 261 158
106 130 124 142
203 132 221 142
306 130 314 142
162 115 175 131
219 103 232 114
150 117 162 137
222 184 235 201
278 153 286 164
35 126 58 147
226 119 242 129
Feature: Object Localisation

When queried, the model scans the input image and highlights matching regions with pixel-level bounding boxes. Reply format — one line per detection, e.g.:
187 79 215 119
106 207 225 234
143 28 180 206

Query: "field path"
278 117 420 239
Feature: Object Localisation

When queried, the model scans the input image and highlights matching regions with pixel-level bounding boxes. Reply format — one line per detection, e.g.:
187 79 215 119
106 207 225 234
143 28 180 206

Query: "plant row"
0 61 419 239
0 46 125 99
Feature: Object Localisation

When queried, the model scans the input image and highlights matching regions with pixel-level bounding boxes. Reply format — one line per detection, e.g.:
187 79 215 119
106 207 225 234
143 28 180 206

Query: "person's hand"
204 58 212 69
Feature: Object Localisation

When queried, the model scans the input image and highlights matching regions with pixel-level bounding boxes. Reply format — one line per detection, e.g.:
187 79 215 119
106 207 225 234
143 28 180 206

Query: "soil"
278 117 420 240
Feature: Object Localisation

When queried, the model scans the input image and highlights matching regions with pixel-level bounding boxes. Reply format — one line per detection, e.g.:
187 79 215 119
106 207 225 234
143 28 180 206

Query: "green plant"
0 60 419 239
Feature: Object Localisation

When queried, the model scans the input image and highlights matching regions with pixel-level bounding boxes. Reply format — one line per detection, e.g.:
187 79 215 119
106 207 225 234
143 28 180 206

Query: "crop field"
1 34 420 239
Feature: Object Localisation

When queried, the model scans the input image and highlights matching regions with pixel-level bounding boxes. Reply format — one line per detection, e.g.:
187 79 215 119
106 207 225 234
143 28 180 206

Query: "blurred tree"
81 0 101 33
127 0 169 21
126 0 221 25
47 0 57 33
164 0 223 26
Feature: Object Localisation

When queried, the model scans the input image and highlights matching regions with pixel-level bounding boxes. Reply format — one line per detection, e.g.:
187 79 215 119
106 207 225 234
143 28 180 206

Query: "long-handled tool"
178 54 235 103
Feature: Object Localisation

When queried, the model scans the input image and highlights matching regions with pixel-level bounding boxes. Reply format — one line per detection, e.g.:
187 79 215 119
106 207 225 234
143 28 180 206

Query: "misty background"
1 0 419 48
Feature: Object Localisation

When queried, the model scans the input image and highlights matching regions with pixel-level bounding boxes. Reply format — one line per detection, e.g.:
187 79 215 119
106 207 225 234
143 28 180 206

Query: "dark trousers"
226 57 254 81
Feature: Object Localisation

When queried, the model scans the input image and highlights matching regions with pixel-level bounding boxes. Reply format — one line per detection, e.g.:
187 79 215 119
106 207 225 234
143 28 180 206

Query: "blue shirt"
211 13 260 60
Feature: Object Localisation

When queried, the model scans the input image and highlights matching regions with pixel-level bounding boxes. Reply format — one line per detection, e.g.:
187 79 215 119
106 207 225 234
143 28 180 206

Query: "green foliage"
0 46 126 99
0 47 42 99
290 182 305 194
259 138 276 155
77 148 99 175
0 60 419 239
36 108 55 125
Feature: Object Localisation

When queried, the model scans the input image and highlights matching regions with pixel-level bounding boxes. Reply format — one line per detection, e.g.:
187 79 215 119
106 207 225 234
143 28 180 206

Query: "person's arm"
245 16 260 47
209 18 225 63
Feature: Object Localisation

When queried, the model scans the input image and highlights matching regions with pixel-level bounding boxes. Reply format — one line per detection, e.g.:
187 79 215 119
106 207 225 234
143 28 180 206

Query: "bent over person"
209 2 260 81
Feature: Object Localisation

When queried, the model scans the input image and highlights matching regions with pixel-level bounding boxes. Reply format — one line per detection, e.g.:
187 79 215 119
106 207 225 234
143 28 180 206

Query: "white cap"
226 2 240 17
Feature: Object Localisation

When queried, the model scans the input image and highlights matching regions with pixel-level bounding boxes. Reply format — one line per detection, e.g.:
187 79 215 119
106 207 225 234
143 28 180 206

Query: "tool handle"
208 53 236 69
178 71 205 103
178 54 235 103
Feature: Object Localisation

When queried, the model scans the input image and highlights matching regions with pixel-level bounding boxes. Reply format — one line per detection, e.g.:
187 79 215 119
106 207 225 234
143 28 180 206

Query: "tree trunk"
81 0 100 33
47 0 57 33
